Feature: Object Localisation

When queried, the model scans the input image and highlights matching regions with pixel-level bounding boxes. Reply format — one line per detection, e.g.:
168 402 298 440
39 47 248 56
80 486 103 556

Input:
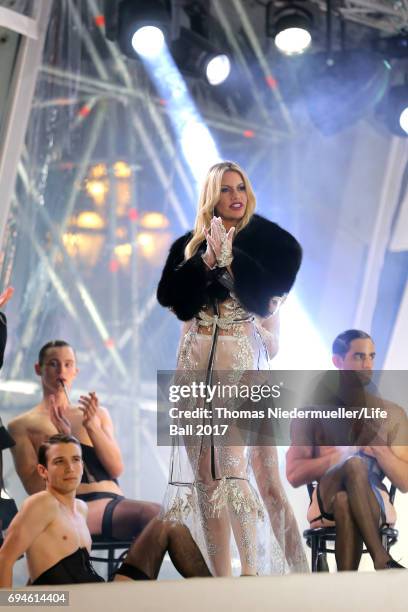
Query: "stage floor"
3 569 406 611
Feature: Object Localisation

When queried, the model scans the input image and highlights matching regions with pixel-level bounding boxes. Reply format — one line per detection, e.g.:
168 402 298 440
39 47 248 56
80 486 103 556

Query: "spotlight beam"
138 43 221 185
89 0 196 211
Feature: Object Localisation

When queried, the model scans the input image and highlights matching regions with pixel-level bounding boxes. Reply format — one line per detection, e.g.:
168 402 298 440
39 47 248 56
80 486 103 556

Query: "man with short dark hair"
8 340 160 541
0 432 210 585
286 329 408 570
0 434 104 586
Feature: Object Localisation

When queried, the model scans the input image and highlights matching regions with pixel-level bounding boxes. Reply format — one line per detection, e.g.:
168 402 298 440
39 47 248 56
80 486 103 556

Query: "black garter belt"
76 492 124 539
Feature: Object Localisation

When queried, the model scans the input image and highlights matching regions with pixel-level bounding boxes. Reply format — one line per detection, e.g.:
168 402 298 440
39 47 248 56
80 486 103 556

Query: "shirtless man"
0 434 104 586
0 432 210 585
8 340 159 541
286 329 408 571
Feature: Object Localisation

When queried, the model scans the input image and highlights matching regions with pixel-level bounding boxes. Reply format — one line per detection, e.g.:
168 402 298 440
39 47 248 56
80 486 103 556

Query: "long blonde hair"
185 161 256 259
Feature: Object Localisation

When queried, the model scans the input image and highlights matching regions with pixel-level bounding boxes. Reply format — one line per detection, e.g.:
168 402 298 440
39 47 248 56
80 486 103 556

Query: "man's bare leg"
113 518 211 580
332 491 363 570
319 456 393 569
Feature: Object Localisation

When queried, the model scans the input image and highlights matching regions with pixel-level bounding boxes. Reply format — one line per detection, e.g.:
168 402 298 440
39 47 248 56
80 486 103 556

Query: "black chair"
89 535 132 581
303 483 399 572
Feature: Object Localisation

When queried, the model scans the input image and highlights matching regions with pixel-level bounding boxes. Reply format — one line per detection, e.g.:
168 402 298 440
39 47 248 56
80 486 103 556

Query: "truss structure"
310 0 408 34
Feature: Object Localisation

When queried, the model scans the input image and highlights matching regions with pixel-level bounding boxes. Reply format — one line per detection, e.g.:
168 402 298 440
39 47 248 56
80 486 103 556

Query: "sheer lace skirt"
162 312 309 576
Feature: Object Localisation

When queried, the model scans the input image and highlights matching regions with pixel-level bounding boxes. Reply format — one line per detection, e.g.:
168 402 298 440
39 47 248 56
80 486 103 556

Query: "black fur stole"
157 214 302 320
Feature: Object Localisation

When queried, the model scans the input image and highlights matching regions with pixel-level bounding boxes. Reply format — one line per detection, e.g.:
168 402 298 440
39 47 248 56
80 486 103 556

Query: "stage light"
76 211 105 230
171 27 231 85
268 4 313 56
114 243 132 267
131 25 165 58
85 179 109 206
89 163 107 178
63 232 104 266
206 54 231 86
104 0 170 59
380 84 408 137
113 160 132 178
140 212 169 229
400 107 408 135
275 27 311 55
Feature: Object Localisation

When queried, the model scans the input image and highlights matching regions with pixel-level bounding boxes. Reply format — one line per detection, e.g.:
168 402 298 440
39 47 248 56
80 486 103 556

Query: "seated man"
0 434 104 586
286 329 408 571
8 340 160 541
0 434 210 585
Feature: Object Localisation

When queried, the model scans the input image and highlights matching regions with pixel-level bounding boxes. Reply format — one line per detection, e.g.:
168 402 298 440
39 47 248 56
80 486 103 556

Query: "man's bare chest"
31 509 91 555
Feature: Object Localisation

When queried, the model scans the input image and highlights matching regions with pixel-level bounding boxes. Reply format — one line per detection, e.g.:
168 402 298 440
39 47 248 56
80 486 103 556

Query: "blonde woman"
157 161 307 576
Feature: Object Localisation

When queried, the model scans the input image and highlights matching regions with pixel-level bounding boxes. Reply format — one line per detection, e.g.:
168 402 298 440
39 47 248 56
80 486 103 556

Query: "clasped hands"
49 391 102 435
203 217 234 269
202 218 285 317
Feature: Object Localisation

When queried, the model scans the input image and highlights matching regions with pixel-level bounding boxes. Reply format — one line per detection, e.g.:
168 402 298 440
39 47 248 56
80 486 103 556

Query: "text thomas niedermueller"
168 407 388 420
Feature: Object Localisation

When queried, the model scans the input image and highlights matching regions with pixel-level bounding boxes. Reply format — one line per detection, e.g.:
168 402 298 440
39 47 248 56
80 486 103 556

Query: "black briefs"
32 548 104 585
80 444 118 485
76 492 124 539
114 562 150 581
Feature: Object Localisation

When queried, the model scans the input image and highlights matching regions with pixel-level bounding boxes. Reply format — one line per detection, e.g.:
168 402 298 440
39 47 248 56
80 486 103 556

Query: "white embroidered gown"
162 292 309 576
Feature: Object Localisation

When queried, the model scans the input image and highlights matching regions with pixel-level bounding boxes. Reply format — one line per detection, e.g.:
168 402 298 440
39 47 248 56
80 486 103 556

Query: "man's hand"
0 287 14 309
79 392 102 432
49 396 72 435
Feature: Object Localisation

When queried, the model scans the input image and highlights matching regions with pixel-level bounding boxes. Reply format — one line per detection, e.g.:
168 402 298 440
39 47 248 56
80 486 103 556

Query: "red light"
158 99 167 106
243 130 255 138
128 208 138 221
109 259 120 273
94 15 105 27
266 75 278 89
105 338 115 348
78 105 91 117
